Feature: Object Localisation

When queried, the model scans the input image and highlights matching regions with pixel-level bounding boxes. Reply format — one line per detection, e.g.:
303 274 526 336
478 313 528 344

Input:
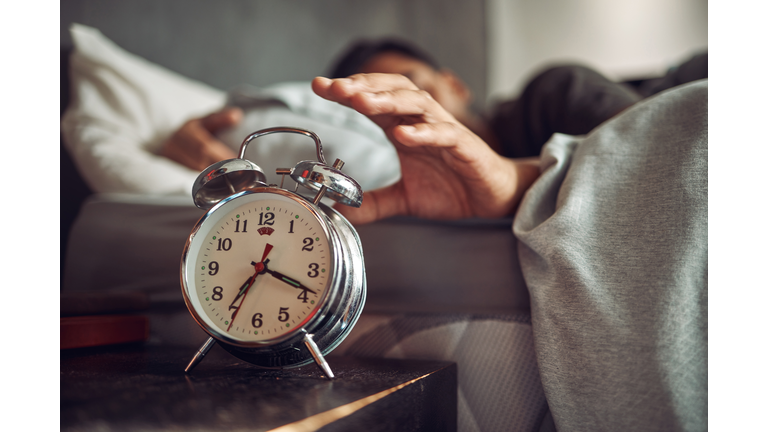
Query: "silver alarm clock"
180 127 366 379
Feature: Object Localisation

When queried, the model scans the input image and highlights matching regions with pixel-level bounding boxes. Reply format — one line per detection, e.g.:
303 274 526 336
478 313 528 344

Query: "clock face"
183 190 334 344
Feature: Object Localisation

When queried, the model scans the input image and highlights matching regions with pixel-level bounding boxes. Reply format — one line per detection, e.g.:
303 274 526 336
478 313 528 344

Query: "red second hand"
261 243 274 263
227 243 273 331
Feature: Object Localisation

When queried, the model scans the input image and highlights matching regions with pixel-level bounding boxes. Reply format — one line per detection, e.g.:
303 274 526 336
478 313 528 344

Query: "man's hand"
160 107 243 172
311 74 540 225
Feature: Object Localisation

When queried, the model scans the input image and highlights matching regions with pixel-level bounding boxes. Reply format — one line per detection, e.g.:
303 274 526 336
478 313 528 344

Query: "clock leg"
184 337 217 374
303 333 335 379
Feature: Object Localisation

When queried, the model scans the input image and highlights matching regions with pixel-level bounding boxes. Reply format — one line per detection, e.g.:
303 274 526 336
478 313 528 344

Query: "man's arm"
160 107 243 172
311 74 540 225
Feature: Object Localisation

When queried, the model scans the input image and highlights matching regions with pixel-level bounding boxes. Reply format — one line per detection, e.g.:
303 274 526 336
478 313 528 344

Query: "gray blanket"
514 80 708 431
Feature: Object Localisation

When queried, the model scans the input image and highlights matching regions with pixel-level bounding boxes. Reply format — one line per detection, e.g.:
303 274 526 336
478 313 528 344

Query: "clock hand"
259 243 274 263
229 275 255 311
227 275 256 331
262 267 318 294
227 243 273 331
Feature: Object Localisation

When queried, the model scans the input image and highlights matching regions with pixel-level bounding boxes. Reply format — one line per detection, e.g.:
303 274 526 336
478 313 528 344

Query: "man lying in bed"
162 38 706 178
311 70 708 431
324 38 706 160
312 41 707 431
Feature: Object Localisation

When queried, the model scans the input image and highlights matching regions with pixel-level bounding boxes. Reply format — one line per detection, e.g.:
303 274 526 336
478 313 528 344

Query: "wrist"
505 157 540 216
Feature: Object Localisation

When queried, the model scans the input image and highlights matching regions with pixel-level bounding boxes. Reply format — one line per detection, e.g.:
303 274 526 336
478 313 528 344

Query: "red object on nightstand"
60 315 150 349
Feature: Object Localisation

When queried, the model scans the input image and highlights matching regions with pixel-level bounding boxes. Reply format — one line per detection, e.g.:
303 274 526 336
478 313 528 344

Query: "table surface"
61 343 457 431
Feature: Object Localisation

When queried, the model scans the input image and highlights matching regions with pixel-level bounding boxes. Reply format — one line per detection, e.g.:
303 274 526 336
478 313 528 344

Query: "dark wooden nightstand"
61 343 457 431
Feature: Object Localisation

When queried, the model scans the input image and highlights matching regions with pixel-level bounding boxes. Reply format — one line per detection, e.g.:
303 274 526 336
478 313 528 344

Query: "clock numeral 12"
258 212 275 226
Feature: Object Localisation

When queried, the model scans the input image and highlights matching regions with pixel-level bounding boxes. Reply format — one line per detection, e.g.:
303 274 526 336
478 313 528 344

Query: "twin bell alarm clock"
179 127 366 379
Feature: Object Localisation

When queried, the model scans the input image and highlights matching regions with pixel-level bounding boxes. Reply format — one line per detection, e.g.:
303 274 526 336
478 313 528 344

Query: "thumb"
200 107 243 133
334 183 406 225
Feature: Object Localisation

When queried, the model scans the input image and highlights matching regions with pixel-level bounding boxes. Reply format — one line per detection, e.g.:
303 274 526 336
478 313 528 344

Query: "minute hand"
264 268 317 294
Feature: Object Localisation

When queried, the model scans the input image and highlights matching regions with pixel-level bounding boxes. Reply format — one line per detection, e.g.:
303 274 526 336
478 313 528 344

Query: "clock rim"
180 188 340 348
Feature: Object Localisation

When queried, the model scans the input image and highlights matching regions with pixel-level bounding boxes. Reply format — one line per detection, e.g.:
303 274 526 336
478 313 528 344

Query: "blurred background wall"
61 0 707 112
486 0 708 101
60 0 487 109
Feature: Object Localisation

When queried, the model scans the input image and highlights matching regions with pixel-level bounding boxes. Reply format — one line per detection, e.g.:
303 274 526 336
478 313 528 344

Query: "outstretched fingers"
394 122 466 147
313 73 418 101
312 75 453 122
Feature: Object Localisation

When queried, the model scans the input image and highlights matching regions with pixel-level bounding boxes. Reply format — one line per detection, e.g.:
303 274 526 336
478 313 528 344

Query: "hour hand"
229 276 254 309
264 268 317 294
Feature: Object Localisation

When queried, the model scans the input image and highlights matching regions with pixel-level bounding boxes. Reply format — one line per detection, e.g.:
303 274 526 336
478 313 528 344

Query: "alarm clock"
180 127 366 379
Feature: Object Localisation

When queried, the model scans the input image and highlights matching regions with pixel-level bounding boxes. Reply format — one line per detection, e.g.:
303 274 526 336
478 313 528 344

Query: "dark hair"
328 38 440 78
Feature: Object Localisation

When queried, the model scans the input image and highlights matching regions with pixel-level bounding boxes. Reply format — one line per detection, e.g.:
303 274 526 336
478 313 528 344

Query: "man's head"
328 38 473 122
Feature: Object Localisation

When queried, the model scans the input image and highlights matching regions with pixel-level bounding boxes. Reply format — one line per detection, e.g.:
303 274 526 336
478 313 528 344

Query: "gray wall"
486 0 707 98
61 0 487 108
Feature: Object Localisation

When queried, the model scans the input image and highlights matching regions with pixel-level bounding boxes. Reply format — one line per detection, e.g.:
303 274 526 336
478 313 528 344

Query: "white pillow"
61 23 401 198
61 23 227 195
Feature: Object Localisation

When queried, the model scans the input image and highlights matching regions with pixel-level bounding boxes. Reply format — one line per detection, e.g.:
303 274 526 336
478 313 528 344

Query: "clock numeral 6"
278 307 290 322
251 313 263 328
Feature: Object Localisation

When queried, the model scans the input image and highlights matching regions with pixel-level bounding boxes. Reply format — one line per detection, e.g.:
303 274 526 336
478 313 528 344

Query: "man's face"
357 51 471 122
